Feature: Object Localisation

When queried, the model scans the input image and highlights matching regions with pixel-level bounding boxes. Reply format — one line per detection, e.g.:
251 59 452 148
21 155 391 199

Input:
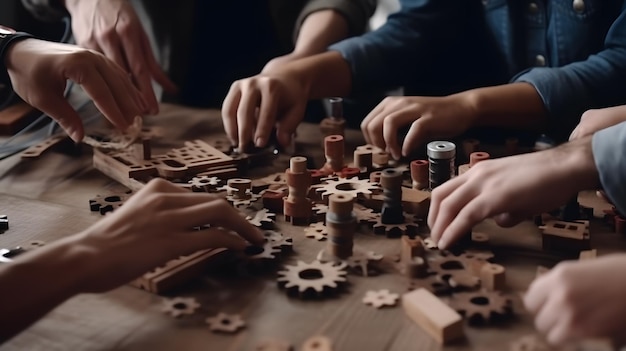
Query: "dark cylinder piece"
427 141 456 190
380 168 404 224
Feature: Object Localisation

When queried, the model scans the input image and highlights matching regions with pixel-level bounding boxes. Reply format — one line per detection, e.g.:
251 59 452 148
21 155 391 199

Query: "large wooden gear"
277 260 348 298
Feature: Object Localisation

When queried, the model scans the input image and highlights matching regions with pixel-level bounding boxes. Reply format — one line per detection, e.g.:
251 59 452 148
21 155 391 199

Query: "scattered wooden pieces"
362 289 399 308
205 313 246 333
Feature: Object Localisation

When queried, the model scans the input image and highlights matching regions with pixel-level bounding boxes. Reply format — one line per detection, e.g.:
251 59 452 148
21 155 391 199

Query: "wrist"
554 136 600 191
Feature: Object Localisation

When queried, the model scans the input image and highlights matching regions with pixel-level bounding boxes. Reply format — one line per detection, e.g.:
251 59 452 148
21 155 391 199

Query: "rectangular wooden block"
402 288 464 345
579 249 597 260
401 235 424 263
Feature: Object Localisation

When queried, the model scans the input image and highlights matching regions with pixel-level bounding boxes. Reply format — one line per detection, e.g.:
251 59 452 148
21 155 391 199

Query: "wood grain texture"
1 105 625 351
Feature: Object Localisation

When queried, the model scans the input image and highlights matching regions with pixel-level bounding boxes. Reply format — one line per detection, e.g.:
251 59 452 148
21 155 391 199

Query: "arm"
514 5 626 138
295 0 376 39
0 179 263 342
591 120 626 215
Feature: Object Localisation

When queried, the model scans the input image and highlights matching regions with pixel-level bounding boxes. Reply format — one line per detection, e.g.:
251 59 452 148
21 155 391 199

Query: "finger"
438 196 491 249
139 32 177 94
95 58 144 125
170 199 264 245
183 227 249 252
222 83 242 146
254 84 278 147
568 125 580 141
545 320 571 346
141 177 189 194
276 104 304 148
427 174 473 241
402 118 429 157
363 111 386 151
67 66 129 132
119 30 159 114
361 102 387 145
523 275 551 314
534 299 561 339
382 109 419 160
493 212 526 227
38 97 85 142
430 175 480 245
98 32 130 72
237 87 261 151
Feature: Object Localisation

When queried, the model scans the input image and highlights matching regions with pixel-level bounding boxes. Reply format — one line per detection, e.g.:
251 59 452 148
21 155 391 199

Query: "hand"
64 0 177 114
524 255 626 345
428 137 599 249
222 72 309 149
360 95 477 160
73 178 264 293
5 39 144 142
570 105 626 140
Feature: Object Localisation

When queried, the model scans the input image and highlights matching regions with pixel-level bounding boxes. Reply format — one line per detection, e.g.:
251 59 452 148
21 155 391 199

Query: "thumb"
276 104 304 148
39 98 85 142
493 212 525 228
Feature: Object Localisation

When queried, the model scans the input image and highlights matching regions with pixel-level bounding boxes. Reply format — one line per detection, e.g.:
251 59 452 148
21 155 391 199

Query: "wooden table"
0 103 621 351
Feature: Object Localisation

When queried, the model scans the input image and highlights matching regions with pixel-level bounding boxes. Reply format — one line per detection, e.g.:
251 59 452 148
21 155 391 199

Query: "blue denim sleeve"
592 121 626 215
515 7 626 136
328 0 465 94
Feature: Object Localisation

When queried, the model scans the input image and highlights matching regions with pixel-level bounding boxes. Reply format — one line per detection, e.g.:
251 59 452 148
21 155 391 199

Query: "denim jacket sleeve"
515 3 626 135
592 121 626 215
328 0 467 94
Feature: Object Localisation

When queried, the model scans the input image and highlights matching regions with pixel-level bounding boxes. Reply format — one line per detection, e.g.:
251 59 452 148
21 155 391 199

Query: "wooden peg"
480 263 506 291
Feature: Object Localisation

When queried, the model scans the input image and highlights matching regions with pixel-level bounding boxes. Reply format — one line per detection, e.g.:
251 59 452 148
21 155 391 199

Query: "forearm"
0 235 90 342
463 82 548 130
294 10 349 56
592 122 626 215
288 51 352 98
553 135 600 193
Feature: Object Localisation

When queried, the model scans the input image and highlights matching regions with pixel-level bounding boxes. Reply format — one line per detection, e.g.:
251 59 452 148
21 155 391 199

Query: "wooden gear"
316 177 378 199
245 209 276 228
448 290 513 325
161 297 201 318
362 289 400 308
205 313 246 333
277 260 348 298
305 222 328 241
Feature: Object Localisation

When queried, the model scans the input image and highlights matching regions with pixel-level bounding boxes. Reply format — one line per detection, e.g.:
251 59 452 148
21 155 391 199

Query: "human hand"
524 255 626 345
73 178 264 293
570 105 626 140
5 39 144 142
222 72 309 150
428 137 599 249
64 0 177 114
360 95 477 160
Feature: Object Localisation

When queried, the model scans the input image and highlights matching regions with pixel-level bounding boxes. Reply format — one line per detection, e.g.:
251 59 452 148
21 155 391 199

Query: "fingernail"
255 137 265 147
437 239 447 249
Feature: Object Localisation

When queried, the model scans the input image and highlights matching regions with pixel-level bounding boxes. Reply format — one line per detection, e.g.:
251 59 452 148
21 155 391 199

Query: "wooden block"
402 288 464 345
20 135 67 159
401 235 424 263
579 249 597 260
0 101 39 135
480 263 506 291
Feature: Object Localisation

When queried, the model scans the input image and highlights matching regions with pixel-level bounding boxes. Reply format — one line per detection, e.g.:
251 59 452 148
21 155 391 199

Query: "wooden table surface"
0 103 621 351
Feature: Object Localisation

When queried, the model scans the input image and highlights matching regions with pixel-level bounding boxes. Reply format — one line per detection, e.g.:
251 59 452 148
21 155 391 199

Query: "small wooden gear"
345 251 383 277
246 209 276 228
305 222 328 241
372 213 419 237
161 297 201 318
313 203 329 217
302 335 333 351
263 230 293 252
277 260 348 298
316 177 378 199
188 175 221 192
407 274 451 295
353 204 378 224
205 312 246 333
448 290 513 325
362 289 399 308
427 254 481 290
89 190 133 215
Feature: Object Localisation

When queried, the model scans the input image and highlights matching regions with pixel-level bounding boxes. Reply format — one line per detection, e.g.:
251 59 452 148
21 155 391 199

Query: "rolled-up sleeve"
21 0 68 22
328 0 465 94
295 0 377 38
515 6 626 136
592 121 626 215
